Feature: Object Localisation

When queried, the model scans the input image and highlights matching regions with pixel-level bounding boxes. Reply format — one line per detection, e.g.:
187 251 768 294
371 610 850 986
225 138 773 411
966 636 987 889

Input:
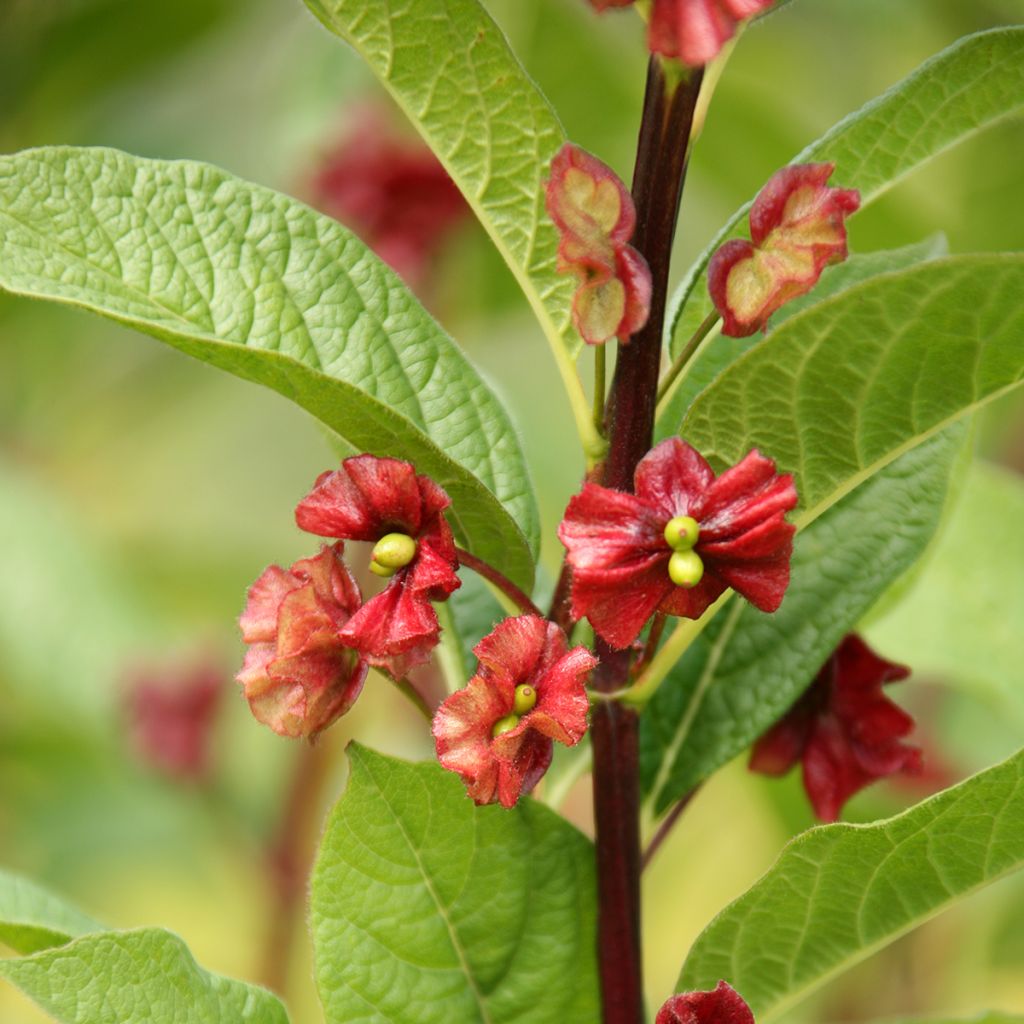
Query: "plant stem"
590 56 704 1024
656 311 720 405
641 786 699 870
454 546 543 617
594 344 608 435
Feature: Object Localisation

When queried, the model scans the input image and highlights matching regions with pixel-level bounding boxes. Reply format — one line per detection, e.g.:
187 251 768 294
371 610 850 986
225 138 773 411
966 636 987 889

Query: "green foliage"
669 26 1024 355
868 462 1024 724
682 255 1024 526
678 746 1024 1021
0 146 538 589
640 425 965 815
311 745 599 1024
0 871 287 1023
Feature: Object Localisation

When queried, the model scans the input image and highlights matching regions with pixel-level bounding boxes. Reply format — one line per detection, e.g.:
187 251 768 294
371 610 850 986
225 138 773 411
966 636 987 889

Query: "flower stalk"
454 547 543 617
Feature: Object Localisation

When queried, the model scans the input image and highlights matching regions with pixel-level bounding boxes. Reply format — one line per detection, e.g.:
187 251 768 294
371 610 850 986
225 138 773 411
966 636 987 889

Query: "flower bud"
513 684 538 715
372 532 418 568
664 515 700 550
492 714 520 738
668 549 704 588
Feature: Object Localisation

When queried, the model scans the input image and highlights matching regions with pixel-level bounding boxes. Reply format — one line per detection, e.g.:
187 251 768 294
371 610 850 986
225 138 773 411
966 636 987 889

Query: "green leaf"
0 869 104 955
301 0 598 446
641 425 965 815
667 27 1024 364
0 928 289 1024
656 235 948 440
882 1016 1024 1024
0 146 539 589
681 255 1024 528
867 462 1024 727
677 746 1024 1021
311 744 598 1024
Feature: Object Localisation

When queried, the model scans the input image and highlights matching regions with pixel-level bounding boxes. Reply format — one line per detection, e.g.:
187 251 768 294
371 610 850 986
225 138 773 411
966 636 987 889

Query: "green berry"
663 515 700 550
668 549 704 588
369 559 397 578
492 714 520 738
372 532 418 569
513 684 537 715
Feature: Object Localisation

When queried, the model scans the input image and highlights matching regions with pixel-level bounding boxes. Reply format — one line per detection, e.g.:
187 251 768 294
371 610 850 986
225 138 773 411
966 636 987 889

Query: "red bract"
750 633 922 821
308 106 469 292
656 981 756 1024
237 543 368 740
708 162 860 336
586 0 774 66
546 142 651 345
295 455 461 678
433 615 597 808
559 437 797 649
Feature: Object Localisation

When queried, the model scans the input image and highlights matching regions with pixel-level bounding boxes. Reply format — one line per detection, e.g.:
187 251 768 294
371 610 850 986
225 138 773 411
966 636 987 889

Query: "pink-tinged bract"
750 633 922 821
295 455 461 678
433 615 597 808
708 162 860 336
545 142 652 345
559 437 797 649
237 543 368 739
656 981 756 1024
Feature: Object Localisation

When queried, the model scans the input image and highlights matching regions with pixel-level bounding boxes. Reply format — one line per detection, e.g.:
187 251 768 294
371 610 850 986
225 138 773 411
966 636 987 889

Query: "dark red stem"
641 787 699 871
590 57 704 1024
454 546 543 618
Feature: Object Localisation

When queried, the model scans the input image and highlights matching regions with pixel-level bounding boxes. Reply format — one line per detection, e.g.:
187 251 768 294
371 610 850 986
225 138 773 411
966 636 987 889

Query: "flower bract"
656 981 756 1024
559 437 797 649
749 633 922 821
237 543 368 739
432 615 597 808
295 454 461 678
546 142 651 345
708 162 860 336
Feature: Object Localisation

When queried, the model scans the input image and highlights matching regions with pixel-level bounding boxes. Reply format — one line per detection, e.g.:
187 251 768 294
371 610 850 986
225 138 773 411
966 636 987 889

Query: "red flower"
295 455 461 678
559 438 797 649
750 633 923 821
546 142 651 345
308 105 469 292
433 615 597 808
656 981 756 1024
587 0 774 66
237 543 368 739
708 162 860 336
125 656 224 782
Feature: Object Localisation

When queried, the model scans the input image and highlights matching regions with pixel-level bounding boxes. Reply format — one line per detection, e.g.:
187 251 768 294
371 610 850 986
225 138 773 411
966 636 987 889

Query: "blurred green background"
1 1 1023 1021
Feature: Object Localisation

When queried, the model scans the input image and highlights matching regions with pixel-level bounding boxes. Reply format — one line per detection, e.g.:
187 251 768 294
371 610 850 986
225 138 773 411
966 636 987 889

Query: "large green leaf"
656 235 948 439
302 0 594 440
682 255 1024 527
0 146 538 588
311 744 598 1024
677 746 1024 1021
0 928 289 1024
0 869 103 956
665 27 1024 412
867 461 1024 725
640 425 965 815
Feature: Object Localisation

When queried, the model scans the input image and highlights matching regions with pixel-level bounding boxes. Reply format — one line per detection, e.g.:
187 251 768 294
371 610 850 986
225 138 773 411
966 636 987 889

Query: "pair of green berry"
663 515 704 588
491 685 539 738
369 532 418 577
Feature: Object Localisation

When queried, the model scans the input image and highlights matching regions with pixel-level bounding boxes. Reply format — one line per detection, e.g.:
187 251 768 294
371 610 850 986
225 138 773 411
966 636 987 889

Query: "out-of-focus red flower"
708 162 860 336
546 142 651 345
432 615 596 808
295 455 460 679
126 656 225 782
656 981 756 1024
586 0 774 66
750 633 922 821
237 543 368 740
559 437 797 649
308 106 469 291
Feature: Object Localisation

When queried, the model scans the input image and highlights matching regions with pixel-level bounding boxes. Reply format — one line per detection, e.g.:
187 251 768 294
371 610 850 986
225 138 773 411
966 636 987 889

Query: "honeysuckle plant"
1 3 1023 1024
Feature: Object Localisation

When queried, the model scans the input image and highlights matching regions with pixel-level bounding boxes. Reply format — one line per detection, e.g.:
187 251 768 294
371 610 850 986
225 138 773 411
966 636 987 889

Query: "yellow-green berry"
369 559 397 578
492 714 520 738
513 684 537 715
668 549 704 588
663 515 700 550
372 532 418 569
